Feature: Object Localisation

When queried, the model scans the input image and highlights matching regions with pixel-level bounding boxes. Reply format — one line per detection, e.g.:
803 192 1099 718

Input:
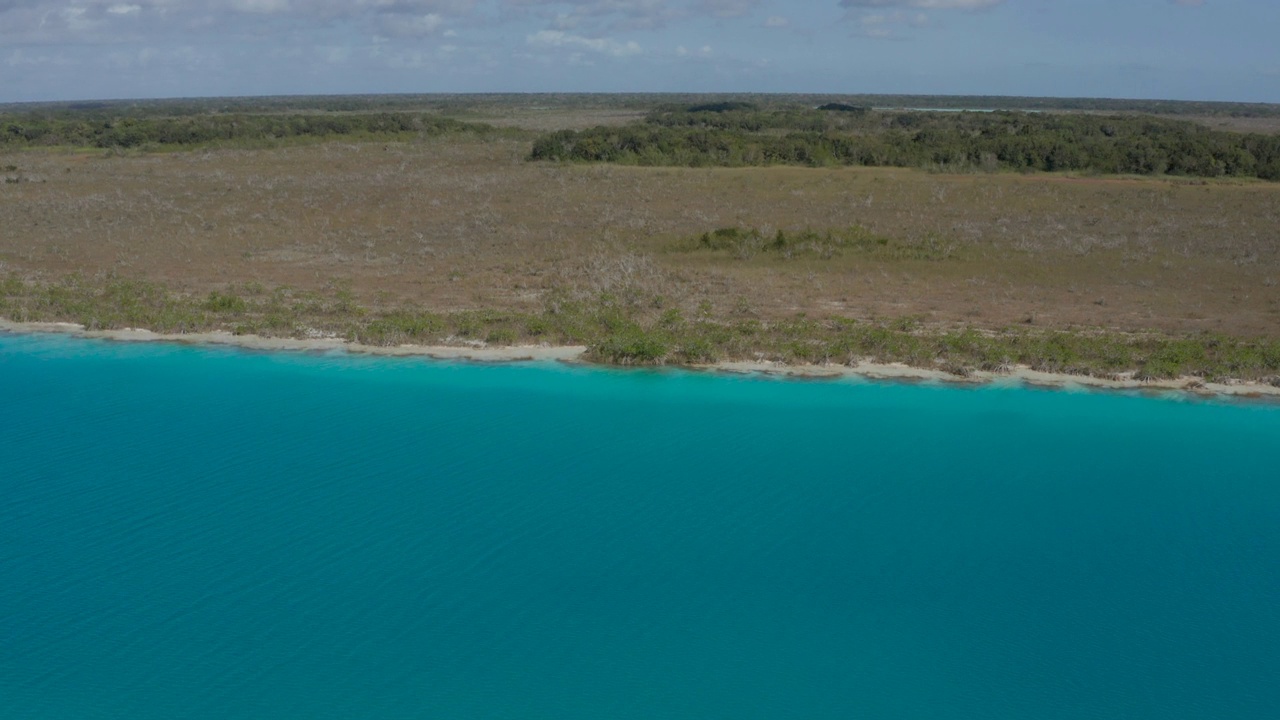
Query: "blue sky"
1 0 1276 103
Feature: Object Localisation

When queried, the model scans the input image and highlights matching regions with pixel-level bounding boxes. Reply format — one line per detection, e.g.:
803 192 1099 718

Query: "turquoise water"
2 332 1279 719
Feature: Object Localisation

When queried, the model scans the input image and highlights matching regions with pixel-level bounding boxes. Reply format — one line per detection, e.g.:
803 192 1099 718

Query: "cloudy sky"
1 0 1276 103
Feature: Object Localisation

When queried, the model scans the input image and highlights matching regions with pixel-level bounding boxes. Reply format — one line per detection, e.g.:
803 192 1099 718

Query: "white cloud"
675 43 710 57
324 45 351 64
694 0 758 19
501 0 680 32
840 0 995 38
59 5 93 31
6 48 74 67
380 12 445 37
763 15 788 28
840 0 1002 9
527 29 641 57
228 0 289 13
0 0 477 44
855 9 928 37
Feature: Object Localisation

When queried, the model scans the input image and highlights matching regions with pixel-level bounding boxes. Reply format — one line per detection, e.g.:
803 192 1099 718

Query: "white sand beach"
3 319 1278 400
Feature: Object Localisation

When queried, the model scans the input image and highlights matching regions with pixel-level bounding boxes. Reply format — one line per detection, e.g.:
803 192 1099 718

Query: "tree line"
529 106 1280 180
1 112 496 149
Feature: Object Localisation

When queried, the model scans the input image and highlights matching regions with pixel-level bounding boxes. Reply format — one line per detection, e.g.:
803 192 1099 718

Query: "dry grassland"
4 134 1278 344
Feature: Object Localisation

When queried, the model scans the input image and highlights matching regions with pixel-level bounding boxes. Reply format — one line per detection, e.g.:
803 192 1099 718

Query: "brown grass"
2 132 1278 342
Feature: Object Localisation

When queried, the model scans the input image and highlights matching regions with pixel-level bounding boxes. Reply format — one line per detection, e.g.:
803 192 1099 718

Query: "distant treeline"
1 95 521 119
530 105 1280 179
815 94 1280 118
0 112 496 149
6 93 1277 121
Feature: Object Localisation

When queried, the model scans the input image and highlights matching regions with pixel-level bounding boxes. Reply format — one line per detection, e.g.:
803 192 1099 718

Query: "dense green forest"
0 111 496 149
4 94 1278 177
530 105 1280 179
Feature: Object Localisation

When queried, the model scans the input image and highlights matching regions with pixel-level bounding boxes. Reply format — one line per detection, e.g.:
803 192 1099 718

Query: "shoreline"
4 318 1279 401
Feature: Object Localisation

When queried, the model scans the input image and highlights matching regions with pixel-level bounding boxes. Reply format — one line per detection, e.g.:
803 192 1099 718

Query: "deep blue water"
2 331 1279 719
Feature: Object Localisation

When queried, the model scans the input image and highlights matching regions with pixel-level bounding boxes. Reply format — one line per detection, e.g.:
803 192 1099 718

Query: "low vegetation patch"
673 226 958 261
3 275 1278 383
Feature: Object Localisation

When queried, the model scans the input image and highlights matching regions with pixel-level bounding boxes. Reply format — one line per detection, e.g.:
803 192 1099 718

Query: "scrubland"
1 97 1279 381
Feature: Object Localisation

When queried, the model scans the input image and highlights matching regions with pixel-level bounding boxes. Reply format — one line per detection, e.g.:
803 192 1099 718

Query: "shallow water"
2 332 1278 719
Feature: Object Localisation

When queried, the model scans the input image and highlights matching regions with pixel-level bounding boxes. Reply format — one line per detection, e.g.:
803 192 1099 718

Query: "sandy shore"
3 319 1279 400
0 320 588 362
710 360 1280 399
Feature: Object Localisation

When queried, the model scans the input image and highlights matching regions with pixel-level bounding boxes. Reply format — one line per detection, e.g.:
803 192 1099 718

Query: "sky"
1 0 1277 104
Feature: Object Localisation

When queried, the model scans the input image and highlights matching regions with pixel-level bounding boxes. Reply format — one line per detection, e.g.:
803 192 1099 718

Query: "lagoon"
2 332 1278 719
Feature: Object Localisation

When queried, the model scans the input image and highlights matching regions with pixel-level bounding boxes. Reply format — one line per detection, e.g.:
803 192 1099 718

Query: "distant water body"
3 332 1279 720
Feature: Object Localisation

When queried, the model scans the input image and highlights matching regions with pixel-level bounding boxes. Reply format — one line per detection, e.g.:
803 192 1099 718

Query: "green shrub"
362 311 445 344
486 328 517 345
590 326 669 364
205 292 248 314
